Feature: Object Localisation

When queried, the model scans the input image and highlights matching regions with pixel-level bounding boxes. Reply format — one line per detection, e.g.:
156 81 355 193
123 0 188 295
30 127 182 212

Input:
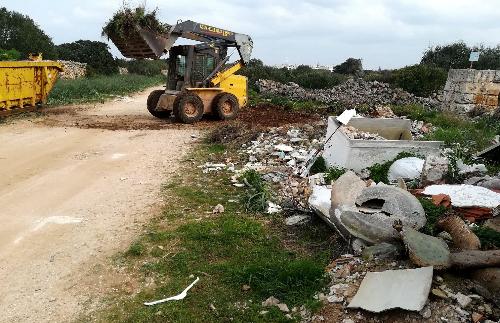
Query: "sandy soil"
0 88 201 322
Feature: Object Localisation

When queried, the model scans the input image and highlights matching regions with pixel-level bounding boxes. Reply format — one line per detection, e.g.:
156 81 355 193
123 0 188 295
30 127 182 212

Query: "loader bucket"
0 61 62 115
108 26 178 59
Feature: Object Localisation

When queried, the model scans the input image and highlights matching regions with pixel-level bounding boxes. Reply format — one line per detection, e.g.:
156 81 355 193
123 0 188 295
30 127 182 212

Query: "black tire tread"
147 90 171 119
213 92 239 120
173 92 204 124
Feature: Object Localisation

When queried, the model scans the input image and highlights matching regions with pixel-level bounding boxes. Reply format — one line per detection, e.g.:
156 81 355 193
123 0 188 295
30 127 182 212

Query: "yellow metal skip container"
0 61 62 115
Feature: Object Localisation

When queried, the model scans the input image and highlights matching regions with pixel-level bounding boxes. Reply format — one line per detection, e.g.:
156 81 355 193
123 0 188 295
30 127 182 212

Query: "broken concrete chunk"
387 157 424 182
457 159 487 176
262 296 280 307
455 292 472 308
355 186 426 228
347 266 433 312
284 214 310 226
337 186 427 243
331 171 366 209
402 227 451 270
421 155 448 186
308 185 331 219
362 242 402 260
340 210 404 243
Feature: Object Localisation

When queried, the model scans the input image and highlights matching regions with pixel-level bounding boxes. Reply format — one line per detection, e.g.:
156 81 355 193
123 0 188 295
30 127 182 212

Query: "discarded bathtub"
322 117 443 172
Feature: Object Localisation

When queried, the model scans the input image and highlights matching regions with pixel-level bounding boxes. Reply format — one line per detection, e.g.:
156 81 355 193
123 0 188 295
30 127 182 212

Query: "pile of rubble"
305 150 500 321
256 78 440 109
341 125 386 140
57 60 87 79
201 106 500 321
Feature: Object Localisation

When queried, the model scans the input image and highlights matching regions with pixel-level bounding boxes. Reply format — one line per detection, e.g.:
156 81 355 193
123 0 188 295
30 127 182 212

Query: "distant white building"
273 63 334 71
312 63 334 72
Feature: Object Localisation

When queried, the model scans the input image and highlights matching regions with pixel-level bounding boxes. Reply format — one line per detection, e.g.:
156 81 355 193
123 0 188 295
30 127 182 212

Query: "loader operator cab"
166 45 227 91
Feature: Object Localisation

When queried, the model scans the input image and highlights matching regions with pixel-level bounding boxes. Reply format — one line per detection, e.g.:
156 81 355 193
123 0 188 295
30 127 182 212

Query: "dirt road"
0 88 201 322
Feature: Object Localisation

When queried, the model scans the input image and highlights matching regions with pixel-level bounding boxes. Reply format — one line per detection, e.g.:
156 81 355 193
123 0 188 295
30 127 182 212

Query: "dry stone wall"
442 69 500 114
57 60 87 79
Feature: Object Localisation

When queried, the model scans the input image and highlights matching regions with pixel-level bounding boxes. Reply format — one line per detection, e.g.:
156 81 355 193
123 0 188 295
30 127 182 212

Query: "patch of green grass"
47 74 164 106
88 143 331 322
473 226 500 249
324 166 346 184
239 169 273 213
392 104 500 153
309 156 327 174
367 152 417 184
127 242 146 256
206 143 226 154
418 197 447 236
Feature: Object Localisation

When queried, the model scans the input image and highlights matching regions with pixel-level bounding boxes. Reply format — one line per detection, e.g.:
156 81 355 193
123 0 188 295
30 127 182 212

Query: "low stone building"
442 69 500 114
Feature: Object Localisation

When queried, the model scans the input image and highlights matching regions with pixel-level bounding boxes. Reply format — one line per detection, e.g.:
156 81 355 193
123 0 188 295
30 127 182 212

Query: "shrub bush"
334 58 363 76
240 59 346 90
392 64 447 97
117 58 166 76
0 48 21 61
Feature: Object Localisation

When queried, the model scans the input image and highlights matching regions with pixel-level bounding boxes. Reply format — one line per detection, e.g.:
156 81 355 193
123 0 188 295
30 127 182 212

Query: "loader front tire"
147 90 171 119
213 93 239 120
173 92 204 124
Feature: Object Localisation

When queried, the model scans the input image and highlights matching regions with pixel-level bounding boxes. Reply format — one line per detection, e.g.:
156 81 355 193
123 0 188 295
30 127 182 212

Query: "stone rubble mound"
57 60 87 79
256 78 440 109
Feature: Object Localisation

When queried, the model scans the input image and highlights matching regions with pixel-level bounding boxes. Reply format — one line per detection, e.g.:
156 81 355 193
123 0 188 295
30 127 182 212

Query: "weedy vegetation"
85 141 334 322
47 74 164 105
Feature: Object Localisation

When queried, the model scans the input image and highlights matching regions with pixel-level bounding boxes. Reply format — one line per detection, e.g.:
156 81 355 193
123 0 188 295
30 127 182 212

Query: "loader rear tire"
213 93 239 120
173 92 204 124
147 90 171 119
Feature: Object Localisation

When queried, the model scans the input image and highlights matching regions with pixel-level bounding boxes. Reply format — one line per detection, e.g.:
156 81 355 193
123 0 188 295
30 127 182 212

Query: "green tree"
334 58 363 76
472 44 500 70
421 42 470 69
0 7 57 59
422 42 500 70
393 64 448 97
56 40 118 75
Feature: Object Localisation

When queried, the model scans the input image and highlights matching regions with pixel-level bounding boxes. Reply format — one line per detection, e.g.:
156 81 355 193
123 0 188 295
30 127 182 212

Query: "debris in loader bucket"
102 6 171 59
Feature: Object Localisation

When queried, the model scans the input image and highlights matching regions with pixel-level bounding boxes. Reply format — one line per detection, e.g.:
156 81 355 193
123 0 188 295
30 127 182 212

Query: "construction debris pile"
203 105 499 321
256 79 440 109
341 125 386 140
57 60 86 79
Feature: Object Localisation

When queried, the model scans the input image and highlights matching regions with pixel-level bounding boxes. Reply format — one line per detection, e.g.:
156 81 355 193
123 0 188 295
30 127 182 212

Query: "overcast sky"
3 0 500 69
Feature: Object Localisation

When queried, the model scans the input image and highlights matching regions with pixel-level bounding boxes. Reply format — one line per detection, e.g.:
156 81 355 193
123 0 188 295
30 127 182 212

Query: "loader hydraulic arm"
162 20 253 66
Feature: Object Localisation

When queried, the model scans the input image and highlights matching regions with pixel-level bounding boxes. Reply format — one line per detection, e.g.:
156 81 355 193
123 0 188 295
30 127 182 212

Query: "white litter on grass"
144 277 200 306
308 185 331 217
387 157 425 182
267 201 282 214
423 184 500 208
